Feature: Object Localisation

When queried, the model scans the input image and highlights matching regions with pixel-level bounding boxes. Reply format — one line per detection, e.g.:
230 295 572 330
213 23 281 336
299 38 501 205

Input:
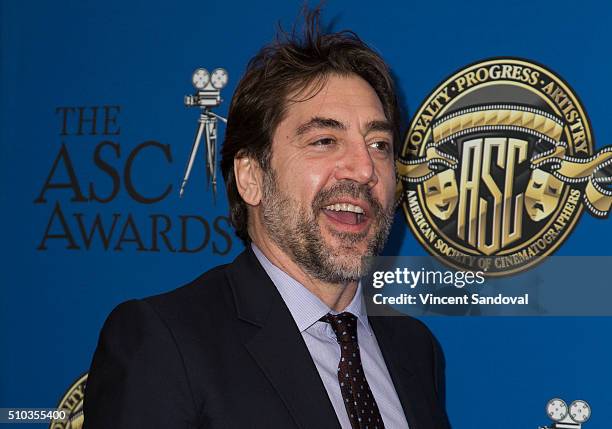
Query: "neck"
250 235 358 312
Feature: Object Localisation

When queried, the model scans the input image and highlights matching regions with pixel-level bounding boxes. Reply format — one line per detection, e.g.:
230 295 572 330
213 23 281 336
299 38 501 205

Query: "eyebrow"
295 116 346 136
295 116 393 136
365 120 394 134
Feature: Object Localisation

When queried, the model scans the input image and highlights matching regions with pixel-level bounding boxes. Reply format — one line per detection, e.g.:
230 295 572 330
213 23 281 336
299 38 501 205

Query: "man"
84 10 450 429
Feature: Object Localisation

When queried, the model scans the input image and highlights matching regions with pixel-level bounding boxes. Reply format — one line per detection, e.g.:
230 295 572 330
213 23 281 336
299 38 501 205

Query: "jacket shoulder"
140 263 237 330
146 263 229 305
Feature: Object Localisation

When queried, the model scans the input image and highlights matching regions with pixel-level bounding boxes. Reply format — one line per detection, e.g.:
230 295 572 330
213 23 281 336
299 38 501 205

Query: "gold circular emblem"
49 373 87 429
397 58 610 276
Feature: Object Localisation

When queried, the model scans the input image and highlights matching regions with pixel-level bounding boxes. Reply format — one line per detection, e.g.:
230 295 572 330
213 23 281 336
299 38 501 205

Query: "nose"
334 141 378 187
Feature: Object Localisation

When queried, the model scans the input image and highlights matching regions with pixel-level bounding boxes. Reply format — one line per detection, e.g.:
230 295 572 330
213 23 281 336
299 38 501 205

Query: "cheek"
427 193 442 205
278 159 333 204
378 165 397 205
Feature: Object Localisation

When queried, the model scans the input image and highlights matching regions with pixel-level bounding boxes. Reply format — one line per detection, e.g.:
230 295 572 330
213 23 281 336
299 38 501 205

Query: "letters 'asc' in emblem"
398 58 612 276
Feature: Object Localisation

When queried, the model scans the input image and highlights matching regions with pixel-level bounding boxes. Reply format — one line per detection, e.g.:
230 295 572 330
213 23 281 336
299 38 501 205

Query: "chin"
332 242 375 266
326 233 369 251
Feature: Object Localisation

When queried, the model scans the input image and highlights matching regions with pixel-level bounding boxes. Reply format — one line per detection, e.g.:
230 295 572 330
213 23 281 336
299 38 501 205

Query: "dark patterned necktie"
320 312 385 429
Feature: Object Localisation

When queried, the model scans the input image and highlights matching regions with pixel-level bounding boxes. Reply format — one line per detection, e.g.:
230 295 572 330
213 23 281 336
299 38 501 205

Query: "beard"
261 169 395 284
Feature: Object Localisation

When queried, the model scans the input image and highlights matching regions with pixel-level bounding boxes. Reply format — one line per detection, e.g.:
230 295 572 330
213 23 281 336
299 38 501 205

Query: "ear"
234 154 263 206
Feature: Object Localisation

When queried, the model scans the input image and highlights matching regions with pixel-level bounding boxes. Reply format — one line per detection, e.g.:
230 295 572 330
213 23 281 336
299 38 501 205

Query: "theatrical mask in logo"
397 58 612 276
524 169 565 221
424 169 459 220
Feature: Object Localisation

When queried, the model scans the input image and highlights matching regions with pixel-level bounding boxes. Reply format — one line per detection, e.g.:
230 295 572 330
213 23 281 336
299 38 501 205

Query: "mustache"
312 181 383 217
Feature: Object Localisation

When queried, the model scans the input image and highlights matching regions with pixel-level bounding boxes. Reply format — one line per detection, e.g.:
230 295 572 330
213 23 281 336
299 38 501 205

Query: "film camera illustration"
180 67 229 199
538 398 591 428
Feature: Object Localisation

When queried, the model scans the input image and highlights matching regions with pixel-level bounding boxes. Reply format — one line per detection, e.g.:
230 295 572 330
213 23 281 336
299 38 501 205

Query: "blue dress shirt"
252 244 410 429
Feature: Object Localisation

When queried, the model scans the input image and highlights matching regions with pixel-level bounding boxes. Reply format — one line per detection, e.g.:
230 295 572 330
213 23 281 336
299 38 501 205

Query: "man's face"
259 74 397 284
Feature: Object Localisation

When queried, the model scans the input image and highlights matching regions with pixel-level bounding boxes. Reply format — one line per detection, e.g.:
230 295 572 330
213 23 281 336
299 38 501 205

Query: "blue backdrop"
1 0 610 427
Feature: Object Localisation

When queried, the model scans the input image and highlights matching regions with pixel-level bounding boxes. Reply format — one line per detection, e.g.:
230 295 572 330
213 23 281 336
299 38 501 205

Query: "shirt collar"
251 243 372 335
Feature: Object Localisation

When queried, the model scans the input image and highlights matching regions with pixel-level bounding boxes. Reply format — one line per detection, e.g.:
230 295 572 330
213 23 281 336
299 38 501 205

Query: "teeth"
323 203 365 214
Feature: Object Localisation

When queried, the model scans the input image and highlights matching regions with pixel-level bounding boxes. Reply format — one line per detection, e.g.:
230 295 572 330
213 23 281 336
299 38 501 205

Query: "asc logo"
398 58 612 275
49 373 86 429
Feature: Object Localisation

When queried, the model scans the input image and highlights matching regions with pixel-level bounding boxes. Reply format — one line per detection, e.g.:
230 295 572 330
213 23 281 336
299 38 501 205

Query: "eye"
427 186 439 193
444 181 453 188
311 138 336 146
369 140 392 153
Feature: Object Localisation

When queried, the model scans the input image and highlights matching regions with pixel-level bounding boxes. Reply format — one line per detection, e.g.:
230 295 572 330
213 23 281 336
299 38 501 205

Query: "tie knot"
320 312 358 343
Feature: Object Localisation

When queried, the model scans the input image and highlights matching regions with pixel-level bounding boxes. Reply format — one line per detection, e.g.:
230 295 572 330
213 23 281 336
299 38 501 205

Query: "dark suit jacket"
84 248 450 429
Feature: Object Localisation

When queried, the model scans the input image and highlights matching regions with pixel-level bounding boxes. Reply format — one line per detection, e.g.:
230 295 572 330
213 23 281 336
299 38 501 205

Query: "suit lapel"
226 249 340 429
369 316 436 429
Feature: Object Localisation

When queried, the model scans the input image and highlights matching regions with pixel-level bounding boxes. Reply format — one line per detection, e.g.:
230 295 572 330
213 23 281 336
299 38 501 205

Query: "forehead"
437 169 456 183
278 73 387 131
429 169 453 181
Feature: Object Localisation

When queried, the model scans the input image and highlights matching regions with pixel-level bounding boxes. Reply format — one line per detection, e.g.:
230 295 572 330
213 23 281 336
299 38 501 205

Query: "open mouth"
322 202 366 225
436 201 450 212
533 202 545 212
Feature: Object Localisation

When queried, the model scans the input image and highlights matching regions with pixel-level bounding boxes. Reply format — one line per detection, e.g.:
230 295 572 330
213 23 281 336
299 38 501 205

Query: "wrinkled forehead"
280 73 387 128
